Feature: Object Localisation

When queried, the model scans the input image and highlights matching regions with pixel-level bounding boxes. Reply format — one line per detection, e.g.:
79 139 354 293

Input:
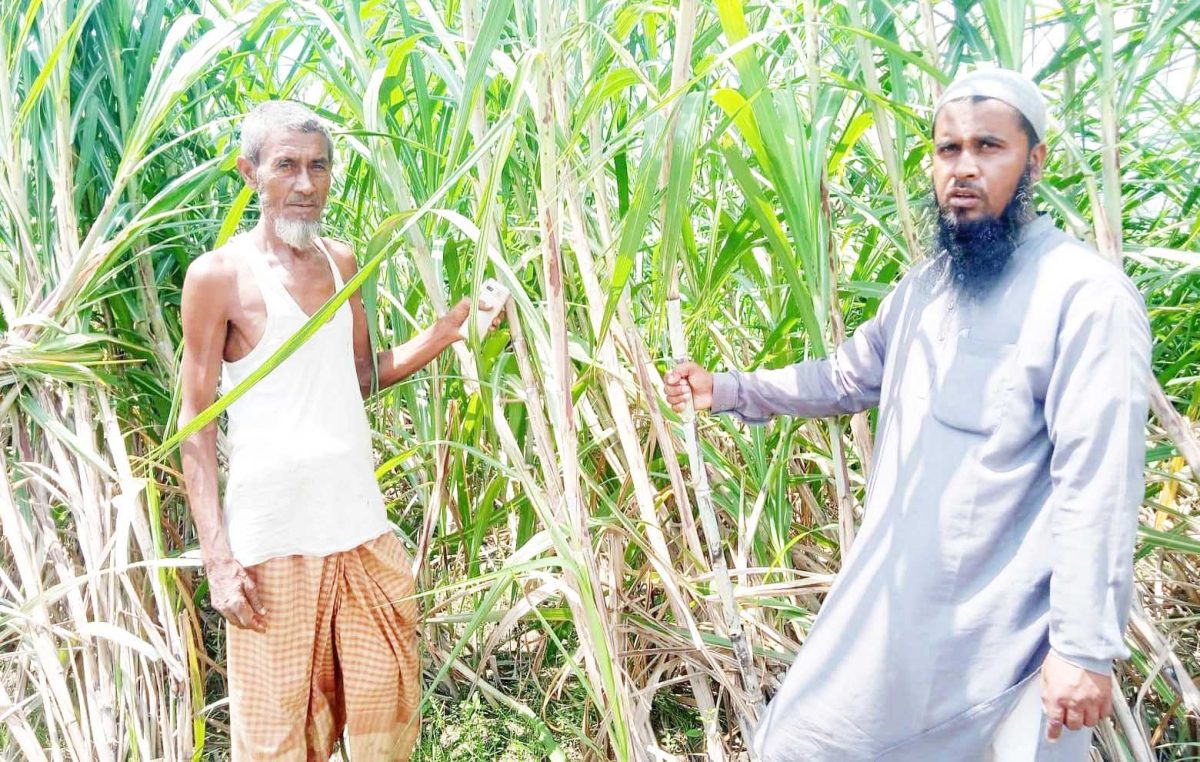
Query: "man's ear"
236 155 258 187
1028 142 1048 183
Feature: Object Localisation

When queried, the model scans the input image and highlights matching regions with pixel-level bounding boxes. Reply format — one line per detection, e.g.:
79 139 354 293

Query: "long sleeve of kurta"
1042 277 1151 674
711 287 902 424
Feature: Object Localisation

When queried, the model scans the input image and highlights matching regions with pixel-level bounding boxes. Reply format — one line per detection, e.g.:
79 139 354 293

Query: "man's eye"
938 145 959 155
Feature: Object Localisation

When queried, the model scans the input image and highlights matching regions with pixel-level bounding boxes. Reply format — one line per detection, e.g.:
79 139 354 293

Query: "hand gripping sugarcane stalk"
666 297 765 734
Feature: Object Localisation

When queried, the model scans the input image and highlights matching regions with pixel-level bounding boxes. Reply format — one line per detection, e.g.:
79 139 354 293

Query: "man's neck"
251 219 319 262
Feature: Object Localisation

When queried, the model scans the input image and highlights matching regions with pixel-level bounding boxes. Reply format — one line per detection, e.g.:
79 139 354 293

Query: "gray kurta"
712 216 1151 761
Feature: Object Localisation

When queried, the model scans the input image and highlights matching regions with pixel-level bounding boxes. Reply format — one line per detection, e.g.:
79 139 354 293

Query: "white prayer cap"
934 68 1047 143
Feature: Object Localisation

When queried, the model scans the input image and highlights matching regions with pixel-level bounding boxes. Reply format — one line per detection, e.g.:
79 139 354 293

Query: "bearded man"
179 101 496 759
665 70 1151 760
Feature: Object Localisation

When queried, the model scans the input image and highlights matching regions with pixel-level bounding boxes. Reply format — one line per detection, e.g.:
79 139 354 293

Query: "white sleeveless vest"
219 234 391 567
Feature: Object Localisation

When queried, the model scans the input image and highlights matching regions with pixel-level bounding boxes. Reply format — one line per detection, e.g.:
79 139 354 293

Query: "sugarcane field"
1 0 1198 760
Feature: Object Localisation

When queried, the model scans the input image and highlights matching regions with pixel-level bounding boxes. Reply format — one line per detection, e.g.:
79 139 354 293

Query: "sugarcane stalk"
658 1 761 746
918 0 942 98
667 297 764 730
1091 0 1200 480
845 0 920 262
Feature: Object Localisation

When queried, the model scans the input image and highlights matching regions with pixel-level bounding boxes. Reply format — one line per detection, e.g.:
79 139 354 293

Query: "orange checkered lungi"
227 532 421 760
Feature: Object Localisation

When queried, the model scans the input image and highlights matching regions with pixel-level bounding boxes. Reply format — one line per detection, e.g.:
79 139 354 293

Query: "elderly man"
666 70 1150 759
179 101 495 759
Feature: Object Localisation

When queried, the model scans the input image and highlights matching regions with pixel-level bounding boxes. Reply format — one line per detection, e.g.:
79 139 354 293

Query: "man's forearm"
374 322 457 393
710 312 888 424
179 426 233 565
712 356 878 424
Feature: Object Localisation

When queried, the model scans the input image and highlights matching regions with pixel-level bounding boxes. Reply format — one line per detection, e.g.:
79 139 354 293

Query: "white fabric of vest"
219 234 390 567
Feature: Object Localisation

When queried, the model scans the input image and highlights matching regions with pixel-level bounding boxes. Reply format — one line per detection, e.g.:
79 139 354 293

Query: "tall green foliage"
1 1 1197 758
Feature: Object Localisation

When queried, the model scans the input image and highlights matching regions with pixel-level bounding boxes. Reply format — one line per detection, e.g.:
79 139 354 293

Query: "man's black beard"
931 168 1034 300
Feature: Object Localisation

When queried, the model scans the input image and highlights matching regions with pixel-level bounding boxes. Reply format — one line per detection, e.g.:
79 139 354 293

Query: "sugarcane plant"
1 0 1197 759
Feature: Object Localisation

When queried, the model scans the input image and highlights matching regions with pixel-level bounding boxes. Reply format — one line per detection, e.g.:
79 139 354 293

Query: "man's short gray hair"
240 100 333 165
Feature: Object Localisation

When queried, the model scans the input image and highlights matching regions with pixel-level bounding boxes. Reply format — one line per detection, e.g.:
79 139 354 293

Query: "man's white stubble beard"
273 215 323 250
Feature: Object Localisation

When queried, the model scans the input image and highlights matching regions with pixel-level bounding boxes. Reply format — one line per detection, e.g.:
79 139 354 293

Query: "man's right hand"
664 362 714 412
206 556 267 632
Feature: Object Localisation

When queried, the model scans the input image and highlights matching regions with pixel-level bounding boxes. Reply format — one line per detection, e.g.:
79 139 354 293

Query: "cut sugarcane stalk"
666 297 765 733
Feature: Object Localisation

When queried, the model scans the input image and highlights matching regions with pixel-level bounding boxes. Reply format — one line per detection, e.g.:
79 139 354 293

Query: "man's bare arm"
373 306 470 393
324 239 475 397
179 254 265 631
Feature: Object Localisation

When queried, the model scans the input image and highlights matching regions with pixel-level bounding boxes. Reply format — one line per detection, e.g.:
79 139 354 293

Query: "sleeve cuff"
711 372 739 414
1052 650 1115 676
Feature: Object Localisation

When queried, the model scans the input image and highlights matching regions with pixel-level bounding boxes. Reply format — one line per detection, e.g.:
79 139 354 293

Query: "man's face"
238 130 332 224
932 98 1045 223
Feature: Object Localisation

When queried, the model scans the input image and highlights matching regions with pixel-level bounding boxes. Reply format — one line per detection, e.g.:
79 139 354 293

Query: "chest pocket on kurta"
931 338 1015 435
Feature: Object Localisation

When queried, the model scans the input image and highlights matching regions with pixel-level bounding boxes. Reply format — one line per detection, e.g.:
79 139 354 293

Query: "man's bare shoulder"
187 245 240 283
182 243 243 310
319 237 360 280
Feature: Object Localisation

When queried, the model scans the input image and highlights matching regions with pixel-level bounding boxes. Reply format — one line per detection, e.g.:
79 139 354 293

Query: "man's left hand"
1040 650 1112 740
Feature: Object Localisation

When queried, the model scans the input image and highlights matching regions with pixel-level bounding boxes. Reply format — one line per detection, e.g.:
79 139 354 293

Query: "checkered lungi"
226 531 421 760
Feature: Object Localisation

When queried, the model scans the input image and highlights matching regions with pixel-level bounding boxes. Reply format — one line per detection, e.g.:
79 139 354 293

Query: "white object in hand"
459 278 510 339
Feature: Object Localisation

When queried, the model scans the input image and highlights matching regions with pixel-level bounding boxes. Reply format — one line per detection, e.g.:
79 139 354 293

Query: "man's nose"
294 168 315 193
953 150 980 180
